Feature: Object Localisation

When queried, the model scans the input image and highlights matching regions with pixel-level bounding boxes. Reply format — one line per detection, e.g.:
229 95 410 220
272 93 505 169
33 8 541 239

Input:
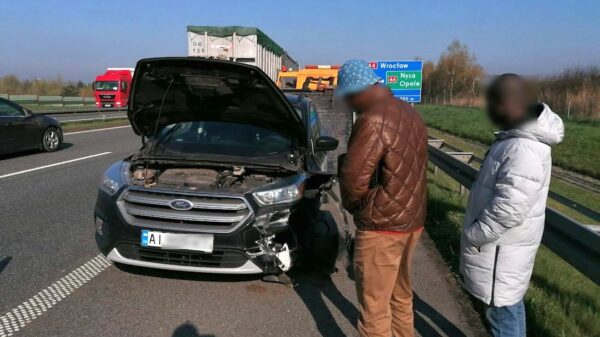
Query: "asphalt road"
0 126 487 337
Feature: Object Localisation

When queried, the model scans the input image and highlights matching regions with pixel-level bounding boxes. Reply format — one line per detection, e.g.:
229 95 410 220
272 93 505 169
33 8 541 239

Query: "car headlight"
253 184 303 206
100 161 131 195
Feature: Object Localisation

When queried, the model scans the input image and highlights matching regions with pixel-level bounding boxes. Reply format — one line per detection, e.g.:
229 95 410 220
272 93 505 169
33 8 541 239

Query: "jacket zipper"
490 246 500 306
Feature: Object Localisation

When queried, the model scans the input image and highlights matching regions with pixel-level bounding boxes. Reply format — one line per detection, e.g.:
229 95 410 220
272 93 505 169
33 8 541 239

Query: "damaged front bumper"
94 188 298 275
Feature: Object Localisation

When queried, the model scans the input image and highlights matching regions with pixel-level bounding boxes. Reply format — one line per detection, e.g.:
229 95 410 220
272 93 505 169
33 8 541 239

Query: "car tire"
42 127 62 152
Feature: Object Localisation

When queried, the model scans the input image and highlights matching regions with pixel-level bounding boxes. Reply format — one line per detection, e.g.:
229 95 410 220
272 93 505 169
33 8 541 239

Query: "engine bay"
129 165 283 193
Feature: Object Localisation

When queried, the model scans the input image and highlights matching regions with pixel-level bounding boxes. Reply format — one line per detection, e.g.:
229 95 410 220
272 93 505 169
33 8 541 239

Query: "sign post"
369 60 423 103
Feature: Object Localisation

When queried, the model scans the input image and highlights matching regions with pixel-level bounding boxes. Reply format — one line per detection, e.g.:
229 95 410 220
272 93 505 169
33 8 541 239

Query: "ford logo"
169 199 194 211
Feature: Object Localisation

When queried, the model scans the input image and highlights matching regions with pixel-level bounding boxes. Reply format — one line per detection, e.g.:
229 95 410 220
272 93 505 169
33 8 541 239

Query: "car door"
0 100 36 154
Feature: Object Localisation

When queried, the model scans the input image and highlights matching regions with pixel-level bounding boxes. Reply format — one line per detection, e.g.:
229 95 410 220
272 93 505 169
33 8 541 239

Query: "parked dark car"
0 98 63 155
94 57 339 276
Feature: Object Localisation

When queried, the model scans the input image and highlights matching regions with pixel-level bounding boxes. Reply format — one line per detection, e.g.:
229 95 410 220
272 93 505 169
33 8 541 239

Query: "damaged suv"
94 57 338 275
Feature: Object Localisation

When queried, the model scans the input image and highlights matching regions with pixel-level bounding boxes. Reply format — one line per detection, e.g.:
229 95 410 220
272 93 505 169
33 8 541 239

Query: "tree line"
422 40 600 119
0 75 94 97
2 44 599 119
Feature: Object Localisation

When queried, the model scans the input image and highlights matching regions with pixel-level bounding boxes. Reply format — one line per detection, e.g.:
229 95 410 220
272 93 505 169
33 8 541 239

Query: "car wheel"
42 127 62 152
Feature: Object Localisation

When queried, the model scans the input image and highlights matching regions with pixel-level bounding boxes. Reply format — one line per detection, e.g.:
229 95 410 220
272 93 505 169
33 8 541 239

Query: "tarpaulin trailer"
187 26 298 81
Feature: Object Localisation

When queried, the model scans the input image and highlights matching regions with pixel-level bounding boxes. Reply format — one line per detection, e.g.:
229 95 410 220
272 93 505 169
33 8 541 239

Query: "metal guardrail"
1 94 96 106
37 107 126 115
429 137 600 223
428 142 600 285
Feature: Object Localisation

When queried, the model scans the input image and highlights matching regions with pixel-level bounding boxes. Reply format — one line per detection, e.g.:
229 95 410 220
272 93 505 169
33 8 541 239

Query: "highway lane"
0 127 139 314
0 126 486 337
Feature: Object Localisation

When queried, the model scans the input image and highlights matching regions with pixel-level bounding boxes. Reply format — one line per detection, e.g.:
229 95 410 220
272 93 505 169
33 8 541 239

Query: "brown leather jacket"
340 95 428 232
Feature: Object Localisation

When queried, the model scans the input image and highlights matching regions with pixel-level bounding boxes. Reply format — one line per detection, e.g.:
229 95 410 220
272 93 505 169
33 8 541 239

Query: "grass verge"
418 104 600 179
61 118 129 133
426 168 600 337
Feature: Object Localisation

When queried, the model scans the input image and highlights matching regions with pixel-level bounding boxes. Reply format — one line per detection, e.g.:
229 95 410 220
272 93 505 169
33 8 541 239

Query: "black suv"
94 58 338 275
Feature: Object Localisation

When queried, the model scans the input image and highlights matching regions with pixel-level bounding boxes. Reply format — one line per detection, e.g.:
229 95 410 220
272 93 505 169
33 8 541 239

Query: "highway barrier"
1 93 96 106
428 140 600 285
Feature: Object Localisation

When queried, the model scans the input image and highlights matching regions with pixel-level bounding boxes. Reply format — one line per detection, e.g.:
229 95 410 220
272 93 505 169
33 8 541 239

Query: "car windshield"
150 121 293 158
94 81 119 91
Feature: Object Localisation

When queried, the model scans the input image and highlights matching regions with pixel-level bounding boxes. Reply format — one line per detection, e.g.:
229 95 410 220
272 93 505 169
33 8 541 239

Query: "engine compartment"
129 164 283 193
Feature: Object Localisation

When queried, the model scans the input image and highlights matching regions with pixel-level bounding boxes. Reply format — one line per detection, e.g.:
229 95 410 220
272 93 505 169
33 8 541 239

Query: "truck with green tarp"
187 26 298 82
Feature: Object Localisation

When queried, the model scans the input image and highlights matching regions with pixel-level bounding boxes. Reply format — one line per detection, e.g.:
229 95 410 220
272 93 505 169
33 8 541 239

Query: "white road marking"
63 125 131 135
0 255 112 337
0 152 112 179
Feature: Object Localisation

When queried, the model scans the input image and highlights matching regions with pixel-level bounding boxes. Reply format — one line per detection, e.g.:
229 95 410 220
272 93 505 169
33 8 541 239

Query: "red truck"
93 68 134 108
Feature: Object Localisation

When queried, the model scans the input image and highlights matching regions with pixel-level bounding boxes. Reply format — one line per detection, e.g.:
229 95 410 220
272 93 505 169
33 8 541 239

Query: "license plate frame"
140 230 214 253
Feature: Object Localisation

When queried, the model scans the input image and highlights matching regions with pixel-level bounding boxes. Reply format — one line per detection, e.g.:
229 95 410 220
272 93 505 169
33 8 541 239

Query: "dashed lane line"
0 255 112 337
0 152 111 180
63 125 131 135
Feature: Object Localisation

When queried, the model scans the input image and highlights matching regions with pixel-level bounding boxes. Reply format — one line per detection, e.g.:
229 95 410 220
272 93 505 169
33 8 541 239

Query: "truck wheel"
42 127 62 152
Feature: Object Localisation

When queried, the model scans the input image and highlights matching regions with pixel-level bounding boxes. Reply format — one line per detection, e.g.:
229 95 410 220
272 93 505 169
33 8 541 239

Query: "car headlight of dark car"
252 182 304 206
100 161 131 195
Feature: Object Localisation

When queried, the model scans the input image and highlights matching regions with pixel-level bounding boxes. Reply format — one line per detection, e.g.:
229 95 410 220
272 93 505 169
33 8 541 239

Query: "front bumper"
94 187 294 275
106 248 263 274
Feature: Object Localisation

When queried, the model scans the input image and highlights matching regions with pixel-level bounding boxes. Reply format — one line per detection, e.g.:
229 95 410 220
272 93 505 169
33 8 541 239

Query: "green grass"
418 104 600 179
425 169 600 337
61 118 129 132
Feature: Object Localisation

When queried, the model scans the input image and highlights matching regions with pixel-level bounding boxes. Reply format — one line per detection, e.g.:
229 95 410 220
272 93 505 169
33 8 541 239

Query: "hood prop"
143 75 174 182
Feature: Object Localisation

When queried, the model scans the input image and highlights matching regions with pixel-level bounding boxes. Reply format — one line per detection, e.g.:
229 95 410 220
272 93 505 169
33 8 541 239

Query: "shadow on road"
0 256 11 274
0 143 73 161
414 293 468 337
172 322 215 337
292 269 359 337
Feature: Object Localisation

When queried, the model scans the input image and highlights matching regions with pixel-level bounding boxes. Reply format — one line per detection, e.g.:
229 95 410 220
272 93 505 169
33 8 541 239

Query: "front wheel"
42 127 62 152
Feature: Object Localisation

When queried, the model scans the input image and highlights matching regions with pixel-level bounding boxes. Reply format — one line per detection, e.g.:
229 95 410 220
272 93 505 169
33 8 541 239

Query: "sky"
1 0 599 81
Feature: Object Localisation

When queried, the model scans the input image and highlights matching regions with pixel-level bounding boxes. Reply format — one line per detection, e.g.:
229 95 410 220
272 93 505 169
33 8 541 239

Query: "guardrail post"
102 114 106 122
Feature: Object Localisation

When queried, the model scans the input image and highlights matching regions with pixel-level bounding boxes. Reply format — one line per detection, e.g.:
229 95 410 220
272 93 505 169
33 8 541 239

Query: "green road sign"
386 71 422 90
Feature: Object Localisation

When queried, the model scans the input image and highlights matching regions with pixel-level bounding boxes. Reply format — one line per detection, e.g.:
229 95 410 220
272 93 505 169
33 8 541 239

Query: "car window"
0 100 25 117
153 121 293 158
94 81 119 91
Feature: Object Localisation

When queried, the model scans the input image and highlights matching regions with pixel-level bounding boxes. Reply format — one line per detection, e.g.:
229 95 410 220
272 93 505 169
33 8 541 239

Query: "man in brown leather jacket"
336 60 428 337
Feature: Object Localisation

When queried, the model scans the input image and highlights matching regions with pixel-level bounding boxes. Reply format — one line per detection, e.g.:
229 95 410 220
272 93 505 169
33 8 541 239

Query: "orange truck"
276 65 340 91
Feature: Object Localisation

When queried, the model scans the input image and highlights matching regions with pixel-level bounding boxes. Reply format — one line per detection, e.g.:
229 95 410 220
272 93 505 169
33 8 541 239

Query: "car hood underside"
127 57 304 145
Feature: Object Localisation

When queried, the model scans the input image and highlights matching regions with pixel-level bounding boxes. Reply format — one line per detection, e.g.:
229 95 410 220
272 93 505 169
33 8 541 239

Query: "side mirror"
314 136 339 152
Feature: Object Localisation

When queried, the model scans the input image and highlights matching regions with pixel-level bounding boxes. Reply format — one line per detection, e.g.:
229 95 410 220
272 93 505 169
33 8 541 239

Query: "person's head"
486 73 537 129
335 59 387 112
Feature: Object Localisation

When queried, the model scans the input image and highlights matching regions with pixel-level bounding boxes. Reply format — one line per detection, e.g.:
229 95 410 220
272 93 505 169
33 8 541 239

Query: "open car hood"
127 57 304 145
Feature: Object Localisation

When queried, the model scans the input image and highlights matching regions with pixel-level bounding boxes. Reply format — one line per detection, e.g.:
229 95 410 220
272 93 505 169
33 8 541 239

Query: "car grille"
118 188 252 233
117 243 248 268
100 94 115 100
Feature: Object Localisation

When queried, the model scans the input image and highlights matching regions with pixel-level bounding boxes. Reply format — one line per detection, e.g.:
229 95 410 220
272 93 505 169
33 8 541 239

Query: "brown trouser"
354 228 422 337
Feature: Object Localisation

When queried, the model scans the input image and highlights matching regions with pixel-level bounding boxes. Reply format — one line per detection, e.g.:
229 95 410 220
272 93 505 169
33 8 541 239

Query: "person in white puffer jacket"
460 74 564 337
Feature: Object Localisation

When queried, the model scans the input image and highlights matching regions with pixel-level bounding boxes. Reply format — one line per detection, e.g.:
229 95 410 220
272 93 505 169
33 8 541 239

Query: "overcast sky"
1 0 599 81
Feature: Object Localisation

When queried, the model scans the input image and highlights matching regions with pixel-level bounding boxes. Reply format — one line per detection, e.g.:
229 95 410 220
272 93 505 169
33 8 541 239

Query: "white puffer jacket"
460 104 564 307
